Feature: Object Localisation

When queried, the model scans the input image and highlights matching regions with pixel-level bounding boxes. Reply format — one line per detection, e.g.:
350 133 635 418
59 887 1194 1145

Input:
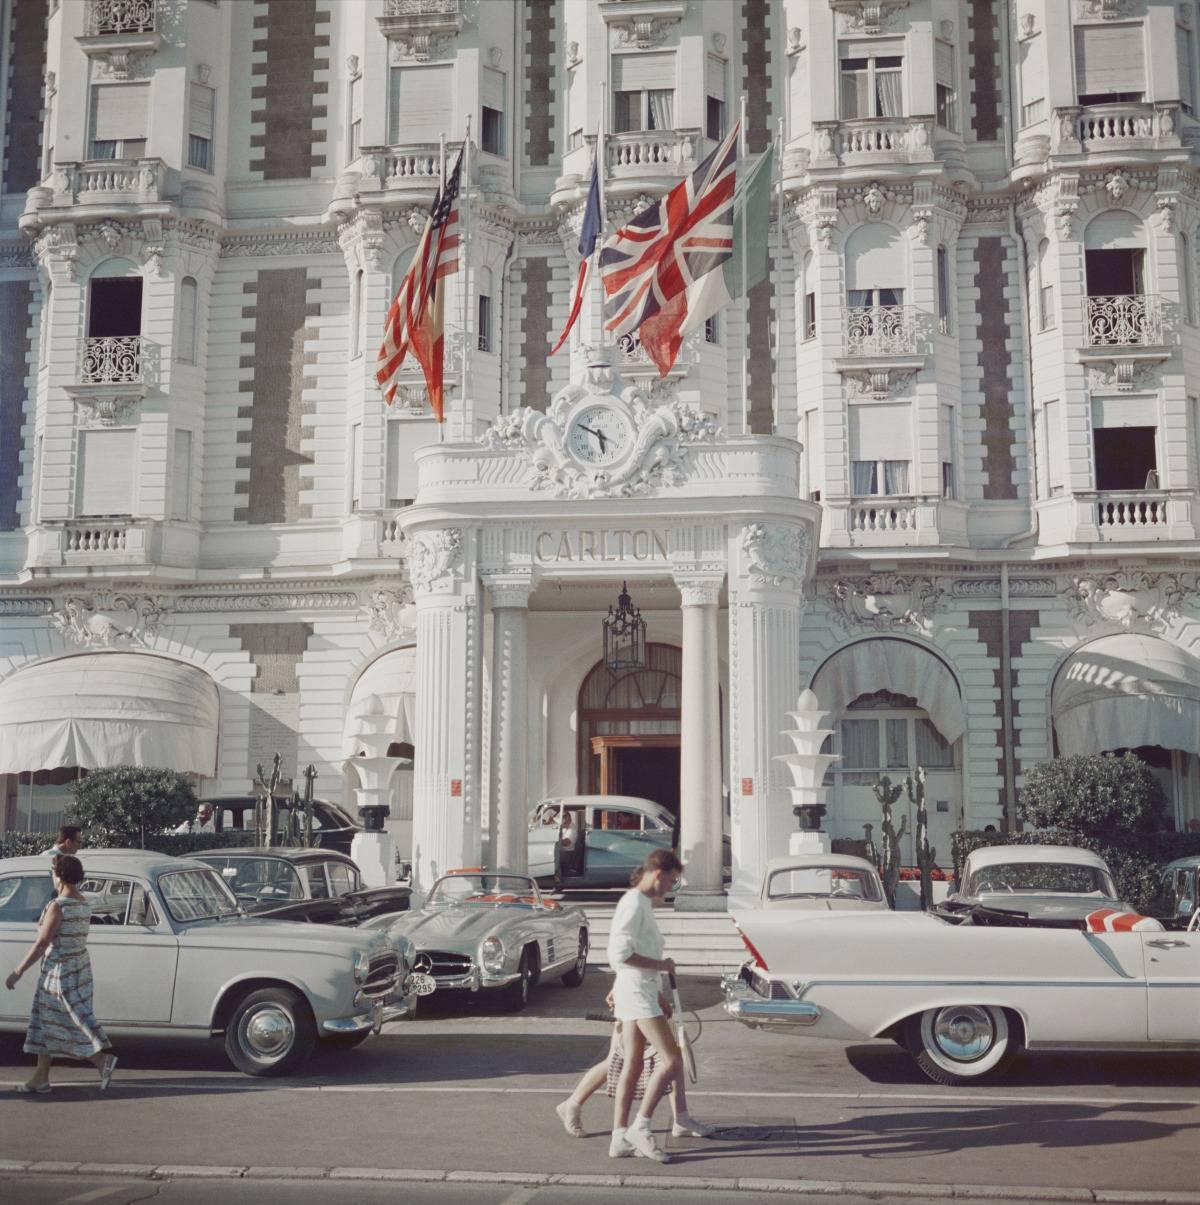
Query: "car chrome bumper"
721 973 822 1030
427 967 518 992
322 999 417 1035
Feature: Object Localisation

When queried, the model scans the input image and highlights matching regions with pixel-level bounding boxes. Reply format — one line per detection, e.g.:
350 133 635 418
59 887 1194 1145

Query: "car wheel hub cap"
244 1007 294 1058
933 1006 993 1061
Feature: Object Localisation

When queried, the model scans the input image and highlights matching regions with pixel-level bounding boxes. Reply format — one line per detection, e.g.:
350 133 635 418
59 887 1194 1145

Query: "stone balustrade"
81 336 144 385
384 0 460 14
1051 103 1181 154
844 305 922 356
63 524 129 554
1085 294 1165 347
69 158 166 203
1092 491 1170 534
811 117 934 167
605 129 701 177
85 0 156 36
847 499 919 535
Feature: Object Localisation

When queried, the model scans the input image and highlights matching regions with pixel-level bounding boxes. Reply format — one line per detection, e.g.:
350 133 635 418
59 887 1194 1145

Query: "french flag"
550 149 602 356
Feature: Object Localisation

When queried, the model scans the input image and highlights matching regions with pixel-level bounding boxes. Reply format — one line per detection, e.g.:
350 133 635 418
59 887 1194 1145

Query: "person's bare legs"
620 1015 680 1162
556 1058 606 1137
668 1063 713 1137
23 1053 51 1090
612 1021 647 1131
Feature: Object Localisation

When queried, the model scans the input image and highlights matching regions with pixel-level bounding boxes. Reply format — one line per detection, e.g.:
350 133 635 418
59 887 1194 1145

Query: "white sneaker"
626 1119 671 1164
608 1128 635 1158
672 1115 715 1138
556 1099 585 1138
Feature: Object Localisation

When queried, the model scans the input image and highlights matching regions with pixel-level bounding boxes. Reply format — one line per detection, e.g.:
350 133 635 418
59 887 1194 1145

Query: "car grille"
362 952 399 1001
415 950 473 977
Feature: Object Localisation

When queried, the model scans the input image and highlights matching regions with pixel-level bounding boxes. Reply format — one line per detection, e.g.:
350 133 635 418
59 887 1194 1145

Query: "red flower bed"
898 866 952 881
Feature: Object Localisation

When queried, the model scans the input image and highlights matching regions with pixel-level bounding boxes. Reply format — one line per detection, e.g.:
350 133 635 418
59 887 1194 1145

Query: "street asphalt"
1 972 1198 1204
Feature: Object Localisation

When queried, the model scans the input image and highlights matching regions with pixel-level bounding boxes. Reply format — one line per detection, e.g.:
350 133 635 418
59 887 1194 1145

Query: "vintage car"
0 850 423 1076
191 847 411 923
191 796 362 856
1151 855 1200 926
724 899 1199 1086
386 869 589 1012
754 853 889 912
942 844 1129 922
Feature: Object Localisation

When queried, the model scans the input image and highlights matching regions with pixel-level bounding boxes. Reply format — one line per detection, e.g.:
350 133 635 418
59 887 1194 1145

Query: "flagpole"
598 82 607 352
460 116 472 443
772 116 784 437
438 132 447 443
739 96 749 436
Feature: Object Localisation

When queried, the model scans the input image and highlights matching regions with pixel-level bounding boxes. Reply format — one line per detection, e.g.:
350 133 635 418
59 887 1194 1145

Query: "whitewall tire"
905 1005 1016 1086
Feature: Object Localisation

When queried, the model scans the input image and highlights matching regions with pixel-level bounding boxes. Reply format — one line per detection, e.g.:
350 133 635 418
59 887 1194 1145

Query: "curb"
1 1161 1198 1202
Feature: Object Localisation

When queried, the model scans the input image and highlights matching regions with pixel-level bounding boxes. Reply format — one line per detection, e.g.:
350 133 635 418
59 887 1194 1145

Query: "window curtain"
915 718 954 767
883 460 910 494
648 89 674 130
840 67 867 119
875 69 903 117
848 289 873 309
885 718 907 768
851 461 877 494
839 719 878 769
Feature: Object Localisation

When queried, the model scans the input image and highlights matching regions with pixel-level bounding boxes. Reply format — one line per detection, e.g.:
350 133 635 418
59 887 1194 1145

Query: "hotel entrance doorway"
589 734 681 818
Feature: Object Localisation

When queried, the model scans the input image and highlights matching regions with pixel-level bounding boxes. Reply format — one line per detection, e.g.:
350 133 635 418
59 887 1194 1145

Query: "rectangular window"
349 422 360 513
477 293 492 352
178 278 197 363
348 74 362 161
612 53 675 133
705 53 726 140
187 83 214 171
839 45 903 118
76 428 136 516
386 420 429 507
1180 22 1196 114
936 246 951 333
803 291 816 340
1074 24 1146 104
170 429 191 521
1190 397 1200 483
940 403 956 499
935 41 957 131
1040 282 1055 331
481 66 505 156
389 65 453 144
568 128 583 150
1018 35 1045 127
706 95 725 141
89 83 150 160
849 402 911 496
704 313 719 344
1181 233 1195 325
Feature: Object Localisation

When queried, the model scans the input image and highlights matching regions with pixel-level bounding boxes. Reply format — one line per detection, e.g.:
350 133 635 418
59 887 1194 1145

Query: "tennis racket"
668 971 697 1084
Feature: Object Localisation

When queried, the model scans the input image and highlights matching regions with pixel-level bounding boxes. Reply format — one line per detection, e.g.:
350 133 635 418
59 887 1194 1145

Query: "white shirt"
607 888 664 982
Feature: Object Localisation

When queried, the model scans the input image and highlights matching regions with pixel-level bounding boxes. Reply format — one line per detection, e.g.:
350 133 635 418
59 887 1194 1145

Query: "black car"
198 796 362 856
192 848 411 925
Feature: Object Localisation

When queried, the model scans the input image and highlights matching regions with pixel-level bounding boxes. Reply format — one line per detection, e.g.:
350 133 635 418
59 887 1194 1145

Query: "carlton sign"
534 529 671 564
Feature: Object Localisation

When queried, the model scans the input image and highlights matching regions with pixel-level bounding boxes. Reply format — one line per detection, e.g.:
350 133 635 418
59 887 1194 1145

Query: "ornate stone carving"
741 524 808 589
362 585 417 641
607 12 683 49
1076 0 1131 18
786 26 804 54
675 575 723 607
73 393 141 426
565 39 581 67
835 0 910 35
174 590 360 613
48 591 167 647
949 577 1057 598
1155 193 1178 233
828 574 945 634
1104 169 1129 202
0 596 55 616
1064 572 1197 632
408 528 464 592
862 183 885 214
842 368 918 399
1019 12 1037 38
1086 358 1160 392
220 231 337 259
479 355 721 500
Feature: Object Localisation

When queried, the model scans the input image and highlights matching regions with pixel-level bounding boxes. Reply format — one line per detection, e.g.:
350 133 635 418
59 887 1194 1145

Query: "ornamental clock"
565 403 635 468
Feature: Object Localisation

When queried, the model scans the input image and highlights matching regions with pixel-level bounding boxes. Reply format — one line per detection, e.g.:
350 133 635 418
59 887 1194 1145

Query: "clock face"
566 404 634 467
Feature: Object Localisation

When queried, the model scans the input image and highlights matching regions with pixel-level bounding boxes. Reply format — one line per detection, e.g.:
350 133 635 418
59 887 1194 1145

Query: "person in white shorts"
605 847 693 1163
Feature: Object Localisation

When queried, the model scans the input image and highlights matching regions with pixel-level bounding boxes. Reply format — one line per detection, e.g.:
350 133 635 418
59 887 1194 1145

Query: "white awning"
344 648 416 756
1052 634 1200 756
810 638 965 744
0 653 219 776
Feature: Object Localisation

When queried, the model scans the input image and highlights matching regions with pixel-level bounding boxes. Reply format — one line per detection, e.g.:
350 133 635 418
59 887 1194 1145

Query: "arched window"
178 276 198 363
1084 210 1146 297
87 258 142 341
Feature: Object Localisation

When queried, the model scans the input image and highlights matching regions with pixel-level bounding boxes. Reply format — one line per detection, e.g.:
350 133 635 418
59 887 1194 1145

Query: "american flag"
598 123 739 376
376 147 463 422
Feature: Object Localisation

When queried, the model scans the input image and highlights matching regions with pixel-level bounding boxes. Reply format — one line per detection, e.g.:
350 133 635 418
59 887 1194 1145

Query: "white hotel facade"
1 0 1200 898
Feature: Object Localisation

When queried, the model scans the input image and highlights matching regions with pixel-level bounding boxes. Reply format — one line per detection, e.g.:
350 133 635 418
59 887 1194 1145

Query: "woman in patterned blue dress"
4 854 117 1093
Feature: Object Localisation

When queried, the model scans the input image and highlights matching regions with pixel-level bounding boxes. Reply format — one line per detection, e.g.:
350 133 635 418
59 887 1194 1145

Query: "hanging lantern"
602 581 646 673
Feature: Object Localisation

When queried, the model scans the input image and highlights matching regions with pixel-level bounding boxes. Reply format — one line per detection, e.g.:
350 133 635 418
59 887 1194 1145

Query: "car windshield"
158 869 241 922
426 874 537 906
767 866 883 902
966 861 1117 897
212 858 304 901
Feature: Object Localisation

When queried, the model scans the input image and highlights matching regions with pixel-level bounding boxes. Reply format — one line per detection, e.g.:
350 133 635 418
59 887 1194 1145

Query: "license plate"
404 972 437 997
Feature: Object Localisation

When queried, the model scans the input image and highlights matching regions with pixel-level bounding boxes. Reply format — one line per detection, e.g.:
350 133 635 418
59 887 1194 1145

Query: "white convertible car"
725 897 1200 1085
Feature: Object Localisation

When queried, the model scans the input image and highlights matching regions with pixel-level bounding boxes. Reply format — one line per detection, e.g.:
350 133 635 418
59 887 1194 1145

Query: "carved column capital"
483 573 535 610
675 574 724 608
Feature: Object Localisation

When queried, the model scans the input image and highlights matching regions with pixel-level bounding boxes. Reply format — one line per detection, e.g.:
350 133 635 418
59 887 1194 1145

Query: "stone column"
728 523 809 900
409 527 483 897
484 574 533 874
674 574 725 909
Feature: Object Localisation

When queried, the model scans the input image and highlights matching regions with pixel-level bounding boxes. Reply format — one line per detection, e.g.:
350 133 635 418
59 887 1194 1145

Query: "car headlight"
353 949 370 984
480 935 505 974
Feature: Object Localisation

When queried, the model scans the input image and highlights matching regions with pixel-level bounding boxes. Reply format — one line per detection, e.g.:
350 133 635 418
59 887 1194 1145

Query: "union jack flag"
376 147 463 422
598 123 739 376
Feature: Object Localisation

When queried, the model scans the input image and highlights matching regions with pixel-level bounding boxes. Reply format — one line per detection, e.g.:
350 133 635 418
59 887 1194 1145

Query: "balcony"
81 335 144 385
77 1 161 78
330 144 465 217
809 117 935 171
63 336 151 427
1093 490 1169 535
376 0 462 62
21 159 170 235
1084 294 1165 348
1050 103 1183 160
833 305 927 398
1037 490 1197 545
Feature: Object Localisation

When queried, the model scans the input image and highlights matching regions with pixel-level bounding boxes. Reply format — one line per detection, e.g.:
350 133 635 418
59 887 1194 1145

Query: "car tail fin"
734 924 770 971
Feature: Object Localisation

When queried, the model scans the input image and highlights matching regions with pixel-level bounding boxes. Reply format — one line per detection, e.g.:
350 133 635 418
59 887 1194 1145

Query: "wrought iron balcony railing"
843 304 921 356
1085 294 1164 347
85 0 156 36
81 336 143 385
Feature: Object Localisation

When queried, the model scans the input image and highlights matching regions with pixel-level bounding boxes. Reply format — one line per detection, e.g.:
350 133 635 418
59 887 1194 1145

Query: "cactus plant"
907 767 937 910
872 775 907 909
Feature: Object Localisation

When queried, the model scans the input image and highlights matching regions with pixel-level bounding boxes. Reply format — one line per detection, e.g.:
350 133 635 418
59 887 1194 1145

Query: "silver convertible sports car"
387 870 589 1012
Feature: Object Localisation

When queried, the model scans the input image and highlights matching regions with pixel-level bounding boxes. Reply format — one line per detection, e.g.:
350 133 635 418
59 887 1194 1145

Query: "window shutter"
77 429 135 515
387 420 432 504
935 41 955 84
389 65 454 143
1092 396 1153 428
849 403 912 461
1074 25 1145 95
189 84 214 138
481 67 505 112
706 55 726 100
611 52 675 92
1179 27 1195 109
170 430 191 521
939 404 954 455
90 84 150 141
178 277 197 363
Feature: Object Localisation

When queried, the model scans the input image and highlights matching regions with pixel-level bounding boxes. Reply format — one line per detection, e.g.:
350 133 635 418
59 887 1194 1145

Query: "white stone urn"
343 693 409 887
775 688 840 855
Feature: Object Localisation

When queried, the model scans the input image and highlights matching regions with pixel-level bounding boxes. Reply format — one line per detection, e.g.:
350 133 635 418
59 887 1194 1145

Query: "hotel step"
579 906 745 971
